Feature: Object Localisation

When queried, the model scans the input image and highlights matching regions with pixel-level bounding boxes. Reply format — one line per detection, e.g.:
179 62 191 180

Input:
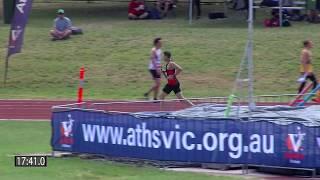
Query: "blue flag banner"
51 109 320 169
7 0 33 58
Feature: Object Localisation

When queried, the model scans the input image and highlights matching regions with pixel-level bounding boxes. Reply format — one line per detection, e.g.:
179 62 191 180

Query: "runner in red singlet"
159 51 194 106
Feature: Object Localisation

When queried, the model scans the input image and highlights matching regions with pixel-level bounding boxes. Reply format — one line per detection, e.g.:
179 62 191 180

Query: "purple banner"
7 0 33 58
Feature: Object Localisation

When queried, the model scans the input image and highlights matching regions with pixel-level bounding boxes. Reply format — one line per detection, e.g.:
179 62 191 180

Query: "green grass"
0 121 238 180
0 2 318 100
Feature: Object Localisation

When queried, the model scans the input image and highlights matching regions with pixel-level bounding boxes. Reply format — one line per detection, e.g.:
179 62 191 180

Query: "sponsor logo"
59 114 74 148
10 27 22 43
284 127 305 164
16 0 28 14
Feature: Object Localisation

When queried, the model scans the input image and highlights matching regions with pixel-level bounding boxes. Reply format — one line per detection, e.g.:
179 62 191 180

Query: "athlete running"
298 40 317 92
144 38 163 100
298 40 320 102
159 51 194 106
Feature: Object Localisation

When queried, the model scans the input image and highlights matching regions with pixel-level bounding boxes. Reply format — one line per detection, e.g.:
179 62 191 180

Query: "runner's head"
164 51 171 62
153 37 162 49
303 40 313 49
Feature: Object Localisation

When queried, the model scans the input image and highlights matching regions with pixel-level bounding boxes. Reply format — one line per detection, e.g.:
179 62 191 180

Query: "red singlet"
165 63 178 85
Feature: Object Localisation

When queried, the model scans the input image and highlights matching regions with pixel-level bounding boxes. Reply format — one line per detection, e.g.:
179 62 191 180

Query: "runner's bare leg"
176 92 194 106
146 78 160 99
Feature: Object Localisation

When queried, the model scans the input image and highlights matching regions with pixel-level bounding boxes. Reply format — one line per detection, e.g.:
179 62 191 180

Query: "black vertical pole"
3 0 15 24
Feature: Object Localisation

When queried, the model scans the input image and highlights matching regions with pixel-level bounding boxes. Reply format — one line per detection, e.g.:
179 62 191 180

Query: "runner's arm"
171 62 183 76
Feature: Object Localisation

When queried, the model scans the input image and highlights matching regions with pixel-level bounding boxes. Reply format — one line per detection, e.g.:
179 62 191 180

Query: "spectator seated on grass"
156 0 176 18
50 9 72 41
264 9 291 27
307 10 320 23
128 0 149 20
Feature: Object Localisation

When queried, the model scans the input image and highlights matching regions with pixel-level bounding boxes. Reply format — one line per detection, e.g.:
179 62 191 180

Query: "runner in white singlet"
144 38 163 100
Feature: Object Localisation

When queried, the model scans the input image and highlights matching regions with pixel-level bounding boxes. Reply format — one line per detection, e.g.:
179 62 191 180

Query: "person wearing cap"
50 9 72 40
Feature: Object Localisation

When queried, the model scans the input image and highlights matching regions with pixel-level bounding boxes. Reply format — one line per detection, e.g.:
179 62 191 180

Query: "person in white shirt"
144 38 163 100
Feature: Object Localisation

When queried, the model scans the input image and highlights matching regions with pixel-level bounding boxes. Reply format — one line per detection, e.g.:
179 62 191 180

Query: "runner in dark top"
159 51 194 106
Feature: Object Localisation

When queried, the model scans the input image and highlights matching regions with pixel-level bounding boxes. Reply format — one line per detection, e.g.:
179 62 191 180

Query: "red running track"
0 100 317 120
0 100 197 120
0 100 76 120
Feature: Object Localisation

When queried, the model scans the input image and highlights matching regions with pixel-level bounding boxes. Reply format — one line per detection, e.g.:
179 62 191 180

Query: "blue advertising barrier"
51 109 320 169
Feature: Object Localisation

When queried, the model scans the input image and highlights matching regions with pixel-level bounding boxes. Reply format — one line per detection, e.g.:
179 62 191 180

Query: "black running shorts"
149 70 161 79
163 82 181 94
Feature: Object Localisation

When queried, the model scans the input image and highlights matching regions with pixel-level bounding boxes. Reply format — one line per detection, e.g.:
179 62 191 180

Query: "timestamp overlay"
14 155 47 167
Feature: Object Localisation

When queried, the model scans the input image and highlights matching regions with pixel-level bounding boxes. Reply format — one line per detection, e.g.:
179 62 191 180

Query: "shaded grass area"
0 121 238 180
0 2 318 99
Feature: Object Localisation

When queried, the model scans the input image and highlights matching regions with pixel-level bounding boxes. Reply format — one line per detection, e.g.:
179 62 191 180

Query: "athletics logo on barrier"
284 127 305 164
59 114 74 148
